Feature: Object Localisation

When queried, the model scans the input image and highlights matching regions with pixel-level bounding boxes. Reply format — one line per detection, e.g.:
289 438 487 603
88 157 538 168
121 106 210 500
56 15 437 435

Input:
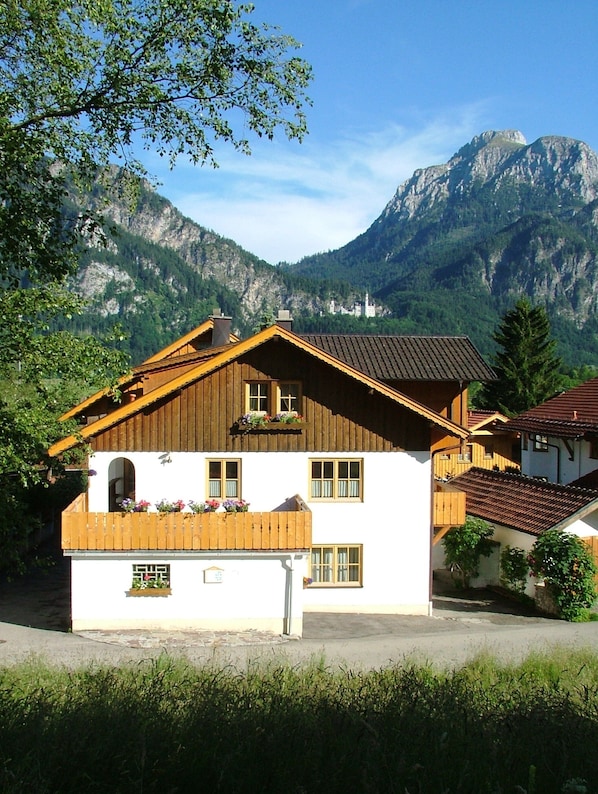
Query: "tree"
442 517 494 588
0 1 312 571
478 298 563 416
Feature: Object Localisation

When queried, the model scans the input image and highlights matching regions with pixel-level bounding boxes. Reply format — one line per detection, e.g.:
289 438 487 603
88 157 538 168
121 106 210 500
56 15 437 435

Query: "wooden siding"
581 536 598 585
89 339 431 454
433 488 466 528
62 494 311 552
434 434 520 480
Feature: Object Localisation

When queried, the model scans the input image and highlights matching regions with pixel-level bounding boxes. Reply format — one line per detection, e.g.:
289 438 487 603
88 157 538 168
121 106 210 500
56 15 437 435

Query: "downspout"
429 440 470 615
281 555 294 635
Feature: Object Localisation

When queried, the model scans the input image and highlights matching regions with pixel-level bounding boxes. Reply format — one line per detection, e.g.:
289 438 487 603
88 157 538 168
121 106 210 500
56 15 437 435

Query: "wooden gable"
90 337 433 454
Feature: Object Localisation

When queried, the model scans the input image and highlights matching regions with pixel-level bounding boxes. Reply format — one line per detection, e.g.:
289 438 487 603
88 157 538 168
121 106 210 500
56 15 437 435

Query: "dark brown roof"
299 335 496 382
451 467 598 536
506 378 598 438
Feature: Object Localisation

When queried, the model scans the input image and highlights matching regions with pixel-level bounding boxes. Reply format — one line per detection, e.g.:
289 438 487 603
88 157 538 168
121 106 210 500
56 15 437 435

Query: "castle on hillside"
328 293 377 318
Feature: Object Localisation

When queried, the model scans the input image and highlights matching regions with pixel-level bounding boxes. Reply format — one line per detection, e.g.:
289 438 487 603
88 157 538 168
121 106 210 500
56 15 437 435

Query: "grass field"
1 651 597 793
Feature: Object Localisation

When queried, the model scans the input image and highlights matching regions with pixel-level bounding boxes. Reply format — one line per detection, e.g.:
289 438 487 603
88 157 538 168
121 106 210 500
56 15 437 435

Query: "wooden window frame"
207 459 241 499
309 458 363 501
457 444 472 463
244 380 303 417
483 443 494 460
309 544 363 587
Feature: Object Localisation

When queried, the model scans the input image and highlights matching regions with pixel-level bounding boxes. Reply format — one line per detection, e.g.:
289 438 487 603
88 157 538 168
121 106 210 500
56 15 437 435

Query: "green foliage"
529 530 597 621
443 516 495 587
500 545 530 595
479 298 563 415
1 653 598 792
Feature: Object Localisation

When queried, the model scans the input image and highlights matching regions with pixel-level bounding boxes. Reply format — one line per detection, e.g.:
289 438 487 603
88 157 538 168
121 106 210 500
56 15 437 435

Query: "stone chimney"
276 309 293 331
211 309 232 347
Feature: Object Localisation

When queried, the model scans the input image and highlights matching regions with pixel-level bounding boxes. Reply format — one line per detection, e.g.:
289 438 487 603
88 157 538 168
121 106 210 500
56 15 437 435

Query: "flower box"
127 588 172 597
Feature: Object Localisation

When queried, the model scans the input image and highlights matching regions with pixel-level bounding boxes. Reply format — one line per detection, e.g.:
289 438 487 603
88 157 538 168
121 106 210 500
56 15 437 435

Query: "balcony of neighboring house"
432 482 466 545
61 493 312 552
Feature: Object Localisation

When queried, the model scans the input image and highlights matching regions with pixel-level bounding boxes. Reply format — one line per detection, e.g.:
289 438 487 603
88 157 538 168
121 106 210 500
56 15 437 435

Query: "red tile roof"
506 378 598 438
451 467 598 536
299 334 496 382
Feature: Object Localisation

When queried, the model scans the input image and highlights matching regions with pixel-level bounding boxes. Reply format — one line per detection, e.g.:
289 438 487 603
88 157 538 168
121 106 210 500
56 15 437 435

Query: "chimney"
211 309 232 347
276 309 293 331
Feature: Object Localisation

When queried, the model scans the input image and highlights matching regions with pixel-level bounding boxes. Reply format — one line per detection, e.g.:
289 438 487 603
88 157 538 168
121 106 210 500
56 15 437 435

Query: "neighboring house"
445 467 598 596
434 410 520 480
505 377 598 485
50 317 483 634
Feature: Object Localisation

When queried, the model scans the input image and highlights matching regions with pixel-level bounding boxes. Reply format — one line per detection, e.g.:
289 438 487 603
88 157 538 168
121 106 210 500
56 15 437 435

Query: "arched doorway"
108 457 136 511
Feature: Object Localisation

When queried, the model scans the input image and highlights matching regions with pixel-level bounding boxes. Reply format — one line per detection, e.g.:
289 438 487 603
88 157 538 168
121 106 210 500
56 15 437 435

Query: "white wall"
70 552 307 634
86 449 433 616
521 436 598 485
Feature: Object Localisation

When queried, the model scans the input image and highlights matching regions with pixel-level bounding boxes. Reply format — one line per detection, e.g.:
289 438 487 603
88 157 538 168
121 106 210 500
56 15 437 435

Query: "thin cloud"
158 109 492 264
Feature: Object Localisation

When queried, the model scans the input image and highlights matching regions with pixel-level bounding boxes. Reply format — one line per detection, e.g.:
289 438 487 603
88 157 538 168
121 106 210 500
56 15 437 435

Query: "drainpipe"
429 441 470 615
281 555 294 635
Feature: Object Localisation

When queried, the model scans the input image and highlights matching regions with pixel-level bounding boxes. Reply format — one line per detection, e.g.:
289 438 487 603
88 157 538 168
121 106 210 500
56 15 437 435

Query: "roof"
451 467 598 536
298 334 496 382
467 410 510 432
49 325 469 457
506 377 598 438
59 318 235 421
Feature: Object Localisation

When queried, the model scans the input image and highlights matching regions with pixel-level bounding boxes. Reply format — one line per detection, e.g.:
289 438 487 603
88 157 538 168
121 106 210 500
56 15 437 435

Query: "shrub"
443 517 494 587
528 529 597 621
500 545 529 595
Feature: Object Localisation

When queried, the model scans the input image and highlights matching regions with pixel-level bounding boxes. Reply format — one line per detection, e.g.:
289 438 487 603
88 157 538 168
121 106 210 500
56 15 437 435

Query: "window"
310 545 362 586
132 563 170 588
277 382 300 413
589 438 598 460
457 445 472 463
208 459 240 498
245 380 302 416
247 382 268 413
310 459 362 500
533 434 548 452
483 443 494 460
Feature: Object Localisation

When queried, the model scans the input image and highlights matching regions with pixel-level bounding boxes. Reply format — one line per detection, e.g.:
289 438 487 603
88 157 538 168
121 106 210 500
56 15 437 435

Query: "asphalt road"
1 544 598 670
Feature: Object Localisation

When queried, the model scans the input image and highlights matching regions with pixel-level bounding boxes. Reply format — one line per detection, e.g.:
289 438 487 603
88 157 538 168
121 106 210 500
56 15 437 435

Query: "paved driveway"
1 545 598 670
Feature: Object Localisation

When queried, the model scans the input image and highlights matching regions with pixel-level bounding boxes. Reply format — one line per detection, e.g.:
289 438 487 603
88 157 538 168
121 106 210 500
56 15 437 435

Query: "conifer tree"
479 298 563 416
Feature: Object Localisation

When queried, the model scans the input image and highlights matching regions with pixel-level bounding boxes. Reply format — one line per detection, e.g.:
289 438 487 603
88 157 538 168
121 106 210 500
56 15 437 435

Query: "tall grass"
1 651 597 792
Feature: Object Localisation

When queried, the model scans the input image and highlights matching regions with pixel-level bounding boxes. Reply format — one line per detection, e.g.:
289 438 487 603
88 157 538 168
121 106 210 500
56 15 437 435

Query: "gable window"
247 382 269 413
457 445 472 463
208 459 240 498
483 443 494 460
310 459 362 500
310 545 362 586
245 380 302 417
533 434 548 452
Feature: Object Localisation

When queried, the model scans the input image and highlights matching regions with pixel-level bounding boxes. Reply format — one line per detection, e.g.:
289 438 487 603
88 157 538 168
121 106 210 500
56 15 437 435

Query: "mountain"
290 131 598 365
70 132 598 368
67 170 356 362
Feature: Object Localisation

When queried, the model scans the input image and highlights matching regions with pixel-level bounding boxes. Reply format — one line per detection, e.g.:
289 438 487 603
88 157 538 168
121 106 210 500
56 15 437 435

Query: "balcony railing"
62 493 312 552
433 486 466 528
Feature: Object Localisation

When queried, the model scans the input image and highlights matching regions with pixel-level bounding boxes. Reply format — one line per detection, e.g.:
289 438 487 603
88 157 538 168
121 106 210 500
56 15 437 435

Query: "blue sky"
149 0 598 265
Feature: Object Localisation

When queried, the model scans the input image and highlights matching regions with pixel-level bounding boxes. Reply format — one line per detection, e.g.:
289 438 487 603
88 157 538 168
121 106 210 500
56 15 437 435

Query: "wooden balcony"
62 493 312 552
433 485 466 529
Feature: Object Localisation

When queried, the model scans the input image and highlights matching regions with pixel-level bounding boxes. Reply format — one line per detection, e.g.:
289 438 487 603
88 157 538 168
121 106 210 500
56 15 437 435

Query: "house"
505 377 598 485
448 467 598 596
434 410 520 480
49 318 498 635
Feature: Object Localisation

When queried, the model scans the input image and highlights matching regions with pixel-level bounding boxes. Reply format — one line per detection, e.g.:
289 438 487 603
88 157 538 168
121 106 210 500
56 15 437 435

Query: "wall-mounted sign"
204 566 224 584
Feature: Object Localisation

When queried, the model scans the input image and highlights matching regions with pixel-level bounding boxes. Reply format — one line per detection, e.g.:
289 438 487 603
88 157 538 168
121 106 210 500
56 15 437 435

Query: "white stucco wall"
84 448 433 617
70 552 307 634
521 436 598 485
